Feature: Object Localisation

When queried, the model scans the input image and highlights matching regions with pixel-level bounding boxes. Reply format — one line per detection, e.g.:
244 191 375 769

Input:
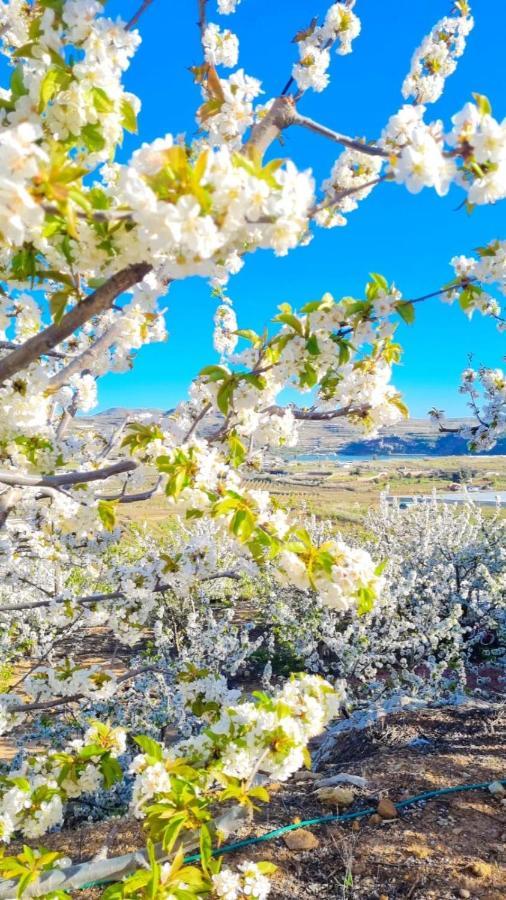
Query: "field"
121 455 506 538
3 453 505 898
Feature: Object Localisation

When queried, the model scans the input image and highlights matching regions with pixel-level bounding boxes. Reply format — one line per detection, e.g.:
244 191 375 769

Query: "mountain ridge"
82 409 506 456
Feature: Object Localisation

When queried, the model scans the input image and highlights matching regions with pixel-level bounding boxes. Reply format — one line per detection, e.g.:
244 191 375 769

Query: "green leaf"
472 92 492 116
91 86 115 113
39 66 70 111
248 785 270 802
134 735 164 761
199 364 229 382
300 299 324 314
100 754 123 789
299 361 318 389
161 813 187 852
81 123 106 153
369 272 388 290
49 290 70 325
357 586 375 616
235 328 260 346
199 824 212 874
228 432 246 467
306 334 320 356
77 744 104 760
97 499 117 531
389 394 409 418
10 66 28 101
396 301 415 325
217 380 234 415
275 312 303 336
120 98 138 133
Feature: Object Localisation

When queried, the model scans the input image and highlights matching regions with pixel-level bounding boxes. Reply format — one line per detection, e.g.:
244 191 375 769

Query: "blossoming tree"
0 0 504 895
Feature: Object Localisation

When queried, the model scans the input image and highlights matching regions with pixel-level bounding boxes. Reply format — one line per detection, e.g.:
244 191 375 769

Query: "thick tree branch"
49 320 124 390
0 459 137 488
246 95 298 158
0 263 151 384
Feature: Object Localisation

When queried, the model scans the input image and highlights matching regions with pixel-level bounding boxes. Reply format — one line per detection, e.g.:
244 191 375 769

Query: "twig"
126 0 155 31
294 114 389 158
311 175 388 216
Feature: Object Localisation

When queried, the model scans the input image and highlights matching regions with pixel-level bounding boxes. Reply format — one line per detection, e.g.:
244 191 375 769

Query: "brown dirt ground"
239 703 506 900
12 703 505 899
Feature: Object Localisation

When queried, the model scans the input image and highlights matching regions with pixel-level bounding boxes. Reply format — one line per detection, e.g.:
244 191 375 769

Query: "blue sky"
19 1 506 414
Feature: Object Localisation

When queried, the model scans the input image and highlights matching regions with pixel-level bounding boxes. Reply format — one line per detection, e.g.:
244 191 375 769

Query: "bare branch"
0 571 242 614
293 114 389 158
311 175 388 216
10 666 160 714
49 320 124 391
98 476 162 503
0 340 65 360
126 0 155 30
184 402 212 443
266 404 369 422
198 0 208 45
0 459 137 489
0 263 151 384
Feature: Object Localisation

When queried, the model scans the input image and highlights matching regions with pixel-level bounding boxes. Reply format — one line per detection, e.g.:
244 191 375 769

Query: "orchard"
0 1 503 896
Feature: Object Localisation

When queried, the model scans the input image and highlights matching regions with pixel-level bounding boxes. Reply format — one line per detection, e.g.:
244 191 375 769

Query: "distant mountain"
82 410 506 457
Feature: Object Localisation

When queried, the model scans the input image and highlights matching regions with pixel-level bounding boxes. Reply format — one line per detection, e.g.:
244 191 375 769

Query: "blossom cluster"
0 721 126 842
402 3 474 104
292 3 362 93
458 366 506 451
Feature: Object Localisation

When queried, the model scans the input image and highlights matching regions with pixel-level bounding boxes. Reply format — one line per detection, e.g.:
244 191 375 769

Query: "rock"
294 771 318 781
316 773 368 789
379 895 389 900
283 828 320 851
352 819 360 832
369 813 382 825
458 889 471 898
316 786 355 806
377 797 398 819
488 780 506 797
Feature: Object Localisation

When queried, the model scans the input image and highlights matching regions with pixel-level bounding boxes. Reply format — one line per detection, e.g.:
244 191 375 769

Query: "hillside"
84 410 506 457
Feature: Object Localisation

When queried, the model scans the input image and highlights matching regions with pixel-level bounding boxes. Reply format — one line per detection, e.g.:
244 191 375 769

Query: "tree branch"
0 572 242 614
293 114 389 158
0 459 137 489
0 263 151 384
246 95 298 158
198 0 208 45
10 666 160 714
266 404 369 422
126 0 156 30
311 175 387 216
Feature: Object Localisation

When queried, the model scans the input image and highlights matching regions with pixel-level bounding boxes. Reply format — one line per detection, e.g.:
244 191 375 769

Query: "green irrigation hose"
79 779 506 891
